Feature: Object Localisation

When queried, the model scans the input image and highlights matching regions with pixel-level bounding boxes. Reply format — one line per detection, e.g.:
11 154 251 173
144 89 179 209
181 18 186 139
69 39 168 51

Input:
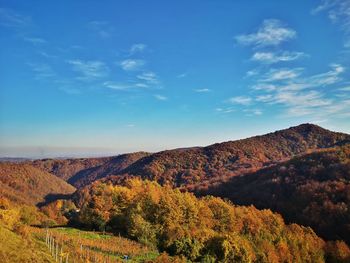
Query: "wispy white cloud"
59 87 81 95
104 62 160 92
194 88 211 93
135 83 149 88
88 20 113 38
23 37 47 45
120 59 145 71
154 94 167 101
137 72 159 84
129 43 147 54
281 93 333 117
235 14 349 119
246 69 259 77
312 0 350 48
253 109 263 115
250 63 349 117
312 0 335 14
27 63 55 80
243 109 263 116
177 73 187 78
276 65 343 92
228 96 252 105
252 83 277 92
266 90 331 107
103 81 150 91
251 51 306 64
306 63 345 87
255 94 273 102
261 68 303 82
103 81 133 91
38 51 57 58
54 79 82 95
253 89 334 117
0 8 31 28
68 59 109 80
235 19 296 47
311 0 350 48
339 86 350 91
216 107 235 113
0 8 49 48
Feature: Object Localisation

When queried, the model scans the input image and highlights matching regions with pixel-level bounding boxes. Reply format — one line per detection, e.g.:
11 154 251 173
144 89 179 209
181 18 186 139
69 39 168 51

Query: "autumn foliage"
33 124 350 190
0 163 75 206
74 179 350 262
201 145 350 245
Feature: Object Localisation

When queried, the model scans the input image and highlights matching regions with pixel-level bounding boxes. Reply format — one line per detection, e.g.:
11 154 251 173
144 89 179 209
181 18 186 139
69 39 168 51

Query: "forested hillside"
0 198 171 262
67 152 150 188
2 124 350 262
118 124 349 189
33 124 350 190
73 178 350 262
199 145 350 244
31 157 112 181
0 163 75 206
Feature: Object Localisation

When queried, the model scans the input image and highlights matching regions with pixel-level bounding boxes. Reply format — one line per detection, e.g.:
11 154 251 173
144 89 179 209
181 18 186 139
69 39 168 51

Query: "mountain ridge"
31 123 350 189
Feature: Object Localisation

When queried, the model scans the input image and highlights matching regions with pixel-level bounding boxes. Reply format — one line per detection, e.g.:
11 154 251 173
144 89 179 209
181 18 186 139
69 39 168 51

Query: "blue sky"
0 0 350 158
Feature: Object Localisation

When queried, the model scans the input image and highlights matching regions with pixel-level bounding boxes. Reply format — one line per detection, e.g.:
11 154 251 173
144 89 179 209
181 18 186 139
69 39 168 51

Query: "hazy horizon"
1 1 350 158
1 122 349 159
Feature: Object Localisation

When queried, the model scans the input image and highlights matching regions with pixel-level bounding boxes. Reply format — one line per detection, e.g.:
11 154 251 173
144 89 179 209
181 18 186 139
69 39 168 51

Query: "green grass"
132 252 161 262
54 227 112 240
43 227 160 262
0 225 161 262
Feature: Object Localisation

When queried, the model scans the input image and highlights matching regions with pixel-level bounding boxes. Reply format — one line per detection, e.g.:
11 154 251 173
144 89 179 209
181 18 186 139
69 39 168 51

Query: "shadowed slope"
199 144 350 244
31 157 112 181
0 163 75 206
67 152 150 188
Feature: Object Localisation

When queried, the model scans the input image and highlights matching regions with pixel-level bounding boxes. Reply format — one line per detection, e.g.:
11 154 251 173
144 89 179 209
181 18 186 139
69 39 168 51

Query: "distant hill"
199 145 350 244
66 152 150 188
0 157 31 163
32 124 350 190
31 152 150 188
31 157 112 181
116 124 350 188
0 163 76 206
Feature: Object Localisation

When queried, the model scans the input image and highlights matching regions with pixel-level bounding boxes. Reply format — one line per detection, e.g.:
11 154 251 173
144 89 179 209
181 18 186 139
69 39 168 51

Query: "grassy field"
0 222 161 263
31 227 160 263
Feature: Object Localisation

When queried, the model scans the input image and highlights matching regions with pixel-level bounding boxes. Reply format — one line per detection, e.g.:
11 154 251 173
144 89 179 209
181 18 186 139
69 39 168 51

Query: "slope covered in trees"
0 198 174 262
199 145 350 244
32 124 350 190
0 163 75 206
67 152 150 188
117 124 349 189
73 178 350 262
32 152 150 188
1 124 350 261
31 157 112 181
